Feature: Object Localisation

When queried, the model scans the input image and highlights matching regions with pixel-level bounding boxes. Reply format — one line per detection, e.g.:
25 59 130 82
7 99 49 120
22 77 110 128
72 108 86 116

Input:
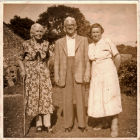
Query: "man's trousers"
62 56 86 129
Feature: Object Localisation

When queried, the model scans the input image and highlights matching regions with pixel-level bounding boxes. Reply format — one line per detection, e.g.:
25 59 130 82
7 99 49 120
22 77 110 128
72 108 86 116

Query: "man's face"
91 27 102 43
65 21 76 37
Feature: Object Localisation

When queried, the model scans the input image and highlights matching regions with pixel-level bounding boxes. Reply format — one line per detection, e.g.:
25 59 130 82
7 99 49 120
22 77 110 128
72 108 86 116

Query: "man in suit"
54 17 90 132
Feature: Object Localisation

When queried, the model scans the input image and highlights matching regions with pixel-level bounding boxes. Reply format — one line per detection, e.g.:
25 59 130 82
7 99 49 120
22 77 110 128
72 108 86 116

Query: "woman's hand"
21 69 26 78
17 59 26 77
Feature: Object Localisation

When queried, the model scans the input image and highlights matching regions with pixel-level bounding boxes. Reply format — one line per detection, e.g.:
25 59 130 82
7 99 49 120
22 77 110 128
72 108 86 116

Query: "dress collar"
31 38 44 44
93 37 104 45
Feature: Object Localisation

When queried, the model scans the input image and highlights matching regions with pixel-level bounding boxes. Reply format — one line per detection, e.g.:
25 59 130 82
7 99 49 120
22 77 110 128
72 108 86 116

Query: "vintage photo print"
1 1 139 138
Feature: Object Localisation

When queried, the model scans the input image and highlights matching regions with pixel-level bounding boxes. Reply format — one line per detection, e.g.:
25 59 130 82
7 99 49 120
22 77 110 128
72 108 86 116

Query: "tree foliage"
37 5 90 41
7 16 34 40
117 44 137 57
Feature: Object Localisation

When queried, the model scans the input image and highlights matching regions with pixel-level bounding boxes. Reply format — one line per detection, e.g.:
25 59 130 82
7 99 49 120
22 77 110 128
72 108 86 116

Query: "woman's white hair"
30 23 45 38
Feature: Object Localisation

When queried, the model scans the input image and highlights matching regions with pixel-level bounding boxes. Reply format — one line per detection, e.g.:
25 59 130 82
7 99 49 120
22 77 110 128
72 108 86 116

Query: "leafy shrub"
118 59 137 96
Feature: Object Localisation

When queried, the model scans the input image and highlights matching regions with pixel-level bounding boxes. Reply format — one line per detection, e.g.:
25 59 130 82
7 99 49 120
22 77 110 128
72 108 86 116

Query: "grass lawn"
4 85 137 138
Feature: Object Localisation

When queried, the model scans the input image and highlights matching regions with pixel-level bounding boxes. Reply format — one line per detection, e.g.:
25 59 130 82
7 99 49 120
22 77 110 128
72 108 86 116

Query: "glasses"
65 24 75 27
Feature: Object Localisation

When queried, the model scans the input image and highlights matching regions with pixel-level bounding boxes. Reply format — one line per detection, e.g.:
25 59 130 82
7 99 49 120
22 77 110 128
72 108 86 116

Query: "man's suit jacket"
54 34 90 87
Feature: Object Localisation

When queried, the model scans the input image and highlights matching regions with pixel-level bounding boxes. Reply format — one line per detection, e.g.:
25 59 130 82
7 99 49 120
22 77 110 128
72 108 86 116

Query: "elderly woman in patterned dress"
18 23 53 133
88 23 122 137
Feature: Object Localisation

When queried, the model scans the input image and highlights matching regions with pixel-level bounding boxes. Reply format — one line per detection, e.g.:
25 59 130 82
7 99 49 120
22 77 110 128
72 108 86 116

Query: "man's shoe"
65 127 72 132
48 127 54 133
78 127 87 132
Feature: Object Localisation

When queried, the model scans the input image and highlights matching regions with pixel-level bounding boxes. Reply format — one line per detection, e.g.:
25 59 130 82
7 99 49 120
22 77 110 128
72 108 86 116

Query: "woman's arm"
54 40 60 85
17 41 27 77
88 44 96 61
113 54 121 71
84 37 91 83
17 59 25 77
107 38 121 71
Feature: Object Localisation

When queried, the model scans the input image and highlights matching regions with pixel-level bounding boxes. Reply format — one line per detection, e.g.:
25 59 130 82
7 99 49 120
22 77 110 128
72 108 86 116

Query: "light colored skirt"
88 59 122 118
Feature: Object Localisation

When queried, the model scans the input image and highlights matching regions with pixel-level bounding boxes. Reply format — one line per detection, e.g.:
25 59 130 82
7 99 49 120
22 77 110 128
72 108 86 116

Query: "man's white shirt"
66 35 76 56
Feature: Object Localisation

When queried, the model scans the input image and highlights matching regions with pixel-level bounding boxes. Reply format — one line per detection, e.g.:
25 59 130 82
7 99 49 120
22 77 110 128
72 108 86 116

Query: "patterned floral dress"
19 39 53 118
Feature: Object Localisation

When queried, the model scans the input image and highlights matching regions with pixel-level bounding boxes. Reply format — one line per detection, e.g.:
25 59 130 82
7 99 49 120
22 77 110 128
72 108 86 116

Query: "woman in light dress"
18 23 53 134
88 23 122 137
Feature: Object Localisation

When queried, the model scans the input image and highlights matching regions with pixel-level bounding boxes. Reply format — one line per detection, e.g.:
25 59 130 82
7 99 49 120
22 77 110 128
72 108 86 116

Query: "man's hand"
84 75 90 83
55 77 59 86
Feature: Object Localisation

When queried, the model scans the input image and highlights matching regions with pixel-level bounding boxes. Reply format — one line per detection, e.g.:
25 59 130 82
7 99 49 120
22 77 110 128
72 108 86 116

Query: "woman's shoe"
43 126 48 132
43 126 54 133
93 127 102 131
36 126 42 132
111 115 118 137
93 124 103 131
111 128 118 137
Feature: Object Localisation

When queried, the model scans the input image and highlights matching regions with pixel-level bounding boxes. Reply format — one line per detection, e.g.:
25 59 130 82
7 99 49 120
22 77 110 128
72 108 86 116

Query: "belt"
92 58 111 63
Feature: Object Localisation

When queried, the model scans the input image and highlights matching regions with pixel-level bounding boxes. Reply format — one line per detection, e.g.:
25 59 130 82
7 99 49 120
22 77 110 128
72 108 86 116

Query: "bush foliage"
118 59 137 96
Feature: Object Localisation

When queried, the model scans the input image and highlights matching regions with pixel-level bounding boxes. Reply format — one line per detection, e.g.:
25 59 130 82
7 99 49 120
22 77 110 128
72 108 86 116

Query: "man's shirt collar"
66 33 77 40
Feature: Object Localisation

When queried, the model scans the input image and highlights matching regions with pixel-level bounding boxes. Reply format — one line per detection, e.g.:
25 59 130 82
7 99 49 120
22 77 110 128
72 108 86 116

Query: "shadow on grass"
88 116 111 129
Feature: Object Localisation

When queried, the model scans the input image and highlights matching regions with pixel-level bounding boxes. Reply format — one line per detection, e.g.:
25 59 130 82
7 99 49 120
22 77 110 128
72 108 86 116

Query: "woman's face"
33 27 44 40
91 27 102 43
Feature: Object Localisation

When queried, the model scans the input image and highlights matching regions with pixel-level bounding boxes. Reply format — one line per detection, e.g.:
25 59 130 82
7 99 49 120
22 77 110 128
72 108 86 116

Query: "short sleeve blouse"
88 38 119 61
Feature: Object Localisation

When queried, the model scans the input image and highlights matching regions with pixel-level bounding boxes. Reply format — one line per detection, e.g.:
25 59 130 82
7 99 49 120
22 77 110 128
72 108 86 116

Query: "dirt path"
4 86 137 138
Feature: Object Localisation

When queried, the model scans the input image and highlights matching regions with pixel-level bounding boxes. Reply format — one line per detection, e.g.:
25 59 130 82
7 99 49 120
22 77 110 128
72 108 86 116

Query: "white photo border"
0 1 139 140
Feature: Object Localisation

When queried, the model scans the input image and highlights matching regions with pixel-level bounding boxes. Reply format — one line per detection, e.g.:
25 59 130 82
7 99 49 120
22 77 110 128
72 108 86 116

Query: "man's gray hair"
64 17 76 26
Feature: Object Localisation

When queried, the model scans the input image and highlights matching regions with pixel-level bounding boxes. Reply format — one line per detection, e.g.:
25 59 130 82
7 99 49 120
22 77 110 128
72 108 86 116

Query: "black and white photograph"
2 1 138 138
